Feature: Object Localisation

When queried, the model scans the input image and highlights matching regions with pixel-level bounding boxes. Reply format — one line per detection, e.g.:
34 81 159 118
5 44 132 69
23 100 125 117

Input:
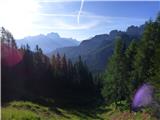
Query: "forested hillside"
1 13 160 120
1 27 101 105
102 14 160 118
53 25 144 73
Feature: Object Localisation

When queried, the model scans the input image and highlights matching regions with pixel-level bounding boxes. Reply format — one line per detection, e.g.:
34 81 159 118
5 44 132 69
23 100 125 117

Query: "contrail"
77 0 84 24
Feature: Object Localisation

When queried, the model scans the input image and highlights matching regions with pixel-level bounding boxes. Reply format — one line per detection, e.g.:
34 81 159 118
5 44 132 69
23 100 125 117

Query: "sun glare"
0 0 39 38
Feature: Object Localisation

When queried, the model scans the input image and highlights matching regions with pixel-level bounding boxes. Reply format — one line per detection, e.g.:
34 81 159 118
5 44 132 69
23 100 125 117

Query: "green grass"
2 108 41 120
2 101 155 120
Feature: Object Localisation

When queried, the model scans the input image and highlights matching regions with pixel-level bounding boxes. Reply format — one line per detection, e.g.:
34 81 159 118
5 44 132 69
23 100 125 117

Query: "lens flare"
132 83 154 111
1 43 23 67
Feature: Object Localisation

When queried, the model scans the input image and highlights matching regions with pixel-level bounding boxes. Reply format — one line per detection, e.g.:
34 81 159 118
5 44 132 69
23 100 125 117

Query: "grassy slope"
1 101 156 120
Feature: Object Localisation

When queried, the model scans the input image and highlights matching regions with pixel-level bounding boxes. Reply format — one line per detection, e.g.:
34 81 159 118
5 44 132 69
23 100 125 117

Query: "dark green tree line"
1 27 102 105
102 13 160 109
102 37 130 106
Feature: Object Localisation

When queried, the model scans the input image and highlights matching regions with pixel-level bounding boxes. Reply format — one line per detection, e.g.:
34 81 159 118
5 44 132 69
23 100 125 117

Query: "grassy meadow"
2 101 156 120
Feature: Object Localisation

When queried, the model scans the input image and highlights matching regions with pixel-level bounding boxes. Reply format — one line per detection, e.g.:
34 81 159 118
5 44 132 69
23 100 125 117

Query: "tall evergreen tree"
0 27 17 48
102 37 130 106
134 13 160 88
125 40 138 90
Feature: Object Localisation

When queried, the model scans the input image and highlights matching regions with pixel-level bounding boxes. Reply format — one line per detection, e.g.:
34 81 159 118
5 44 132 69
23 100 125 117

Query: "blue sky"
0 0 159 41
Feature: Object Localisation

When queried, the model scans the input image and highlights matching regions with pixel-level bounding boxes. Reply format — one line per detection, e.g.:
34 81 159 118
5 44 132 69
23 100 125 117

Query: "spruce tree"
134 13 160 88
125 40 138 90
102 37 130 106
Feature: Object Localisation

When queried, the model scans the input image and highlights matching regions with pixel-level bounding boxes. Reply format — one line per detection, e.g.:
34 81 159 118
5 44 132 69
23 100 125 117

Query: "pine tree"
125 40 138 90
0 27 17 48
102 37 130 107
134 13 160 88
152 13 160 88
61 54 68 74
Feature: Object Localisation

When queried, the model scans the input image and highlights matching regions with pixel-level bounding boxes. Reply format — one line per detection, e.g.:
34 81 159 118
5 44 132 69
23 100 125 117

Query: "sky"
0 0 160 41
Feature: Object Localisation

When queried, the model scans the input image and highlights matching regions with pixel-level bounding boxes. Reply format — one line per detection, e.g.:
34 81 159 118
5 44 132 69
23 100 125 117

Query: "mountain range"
16 25 144 73
16 33 80 54
52 25 145 73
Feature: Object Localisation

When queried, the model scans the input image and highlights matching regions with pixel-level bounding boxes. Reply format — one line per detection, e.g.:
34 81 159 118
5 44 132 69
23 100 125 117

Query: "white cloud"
37 11 106 19
36 11 145 23
37 13 76 17
0 0 148 39
55 20 98 30
32 11 110 31
33 11 145 31
33 19 99 30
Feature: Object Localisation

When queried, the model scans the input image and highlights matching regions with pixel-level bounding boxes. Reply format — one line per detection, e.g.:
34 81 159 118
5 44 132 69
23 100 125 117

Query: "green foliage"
133 13 160 88
49 54 100 105
125 40 138 90
102 37 130 107
1 13 160 120
1 28 101 105
2 108 41 120
2 101 154 120
102 13 160 116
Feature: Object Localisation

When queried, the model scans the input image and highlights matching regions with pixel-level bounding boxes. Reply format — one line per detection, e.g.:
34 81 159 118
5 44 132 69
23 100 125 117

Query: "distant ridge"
52 25 145 73
16 32 80 54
